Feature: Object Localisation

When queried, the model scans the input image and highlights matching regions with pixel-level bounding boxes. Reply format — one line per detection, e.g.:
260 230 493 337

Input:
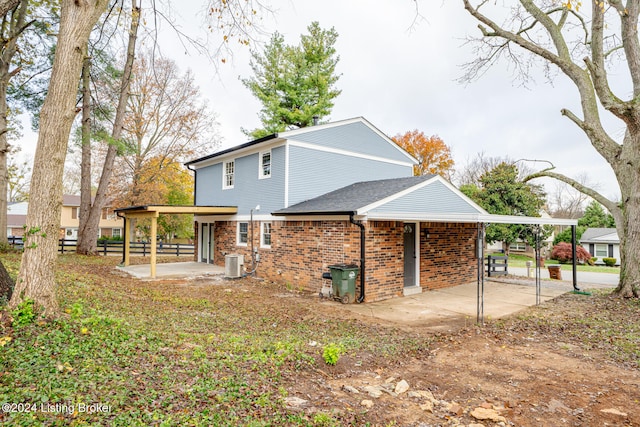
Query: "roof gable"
185 117 417 167
580 227 619 243
273 175 486 217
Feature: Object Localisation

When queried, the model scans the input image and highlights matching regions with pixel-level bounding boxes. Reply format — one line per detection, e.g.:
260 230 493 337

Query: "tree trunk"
613 172 640 298
77 55 93 254
0 260 13 301
8 0 109 317
78 0 139 253
0 0 28 245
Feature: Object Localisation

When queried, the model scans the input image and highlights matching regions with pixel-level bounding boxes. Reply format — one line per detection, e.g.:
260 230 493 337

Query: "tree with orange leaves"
392 130 454 178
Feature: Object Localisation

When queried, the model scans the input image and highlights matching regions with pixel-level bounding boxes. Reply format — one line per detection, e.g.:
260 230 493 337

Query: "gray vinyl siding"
195 146 286 215
290 122 411 163
288 145 412 206
371 180 482 214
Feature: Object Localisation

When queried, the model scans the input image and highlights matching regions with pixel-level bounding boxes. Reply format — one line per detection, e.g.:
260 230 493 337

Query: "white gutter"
365 212 578 226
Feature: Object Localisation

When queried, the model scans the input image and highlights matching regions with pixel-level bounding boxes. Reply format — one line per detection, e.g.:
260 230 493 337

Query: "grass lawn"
491 252 621 274
1 252 638 426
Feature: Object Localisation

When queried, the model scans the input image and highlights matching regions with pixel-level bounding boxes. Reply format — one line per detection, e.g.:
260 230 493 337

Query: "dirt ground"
239 279 640 426
18 255 636 426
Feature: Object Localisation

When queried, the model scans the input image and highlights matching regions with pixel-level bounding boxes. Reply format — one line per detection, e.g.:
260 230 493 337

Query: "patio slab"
117 262 224 279
343 280 568 327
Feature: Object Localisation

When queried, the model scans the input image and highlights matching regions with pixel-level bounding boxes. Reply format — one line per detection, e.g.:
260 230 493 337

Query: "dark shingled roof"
273 175 435 215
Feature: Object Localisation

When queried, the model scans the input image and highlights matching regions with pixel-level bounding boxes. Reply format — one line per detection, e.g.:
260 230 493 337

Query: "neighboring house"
185 117 576 302
6 195 122 239
580 227 620 265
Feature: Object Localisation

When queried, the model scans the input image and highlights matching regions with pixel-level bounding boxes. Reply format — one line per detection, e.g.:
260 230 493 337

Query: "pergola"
114 205 237 278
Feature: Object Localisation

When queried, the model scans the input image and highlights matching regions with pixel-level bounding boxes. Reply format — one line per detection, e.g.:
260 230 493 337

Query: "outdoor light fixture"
423 228 430 239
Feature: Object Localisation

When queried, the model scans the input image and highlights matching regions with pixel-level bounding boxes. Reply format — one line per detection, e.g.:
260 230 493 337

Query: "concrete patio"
117 262 224 279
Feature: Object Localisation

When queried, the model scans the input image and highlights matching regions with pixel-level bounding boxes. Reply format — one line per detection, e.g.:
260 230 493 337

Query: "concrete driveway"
117 262 224 279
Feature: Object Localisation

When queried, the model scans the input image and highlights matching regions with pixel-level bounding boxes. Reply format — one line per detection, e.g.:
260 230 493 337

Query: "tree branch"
524 168 617 214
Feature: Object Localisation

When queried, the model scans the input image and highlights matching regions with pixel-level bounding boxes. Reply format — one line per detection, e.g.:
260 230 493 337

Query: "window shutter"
608 244 614 258
589 244 594 256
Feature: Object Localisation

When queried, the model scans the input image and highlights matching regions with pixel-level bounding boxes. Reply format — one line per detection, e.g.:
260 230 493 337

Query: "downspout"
116 210 126 264
350 213 366 303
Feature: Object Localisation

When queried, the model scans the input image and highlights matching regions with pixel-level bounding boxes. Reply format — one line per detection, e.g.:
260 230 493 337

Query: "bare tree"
454 151 535 187
547 175 592 218
109 49 218 207
76 0 140 255
9 0 109 316
462 0 640 297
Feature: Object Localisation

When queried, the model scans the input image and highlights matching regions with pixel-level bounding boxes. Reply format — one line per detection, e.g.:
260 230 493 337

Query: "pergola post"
123 216 131 266
150 213 158 278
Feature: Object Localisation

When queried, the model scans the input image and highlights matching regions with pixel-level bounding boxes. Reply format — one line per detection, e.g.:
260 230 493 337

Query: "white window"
112 228 122 238
509 242 527 252
259 151 271 179
261 222 272 247
237 222 248 245
223 160 235 189
595 244 608 257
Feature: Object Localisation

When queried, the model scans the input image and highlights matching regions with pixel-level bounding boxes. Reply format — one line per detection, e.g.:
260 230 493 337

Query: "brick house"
185 117 500 302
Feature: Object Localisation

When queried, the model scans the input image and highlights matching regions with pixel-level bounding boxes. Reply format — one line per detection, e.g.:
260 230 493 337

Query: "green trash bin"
328 264 359 304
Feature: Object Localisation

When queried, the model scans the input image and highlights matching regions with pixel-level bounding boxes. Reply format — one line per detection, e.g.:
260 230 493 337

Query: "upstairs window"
259 151 271 179
223 160 235 189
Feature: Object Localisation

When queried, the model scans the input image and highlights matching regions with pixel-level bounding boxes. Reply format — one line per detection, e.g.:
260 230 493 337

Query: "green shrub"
11 298 36 327
602 257 617 267
322 343 343 366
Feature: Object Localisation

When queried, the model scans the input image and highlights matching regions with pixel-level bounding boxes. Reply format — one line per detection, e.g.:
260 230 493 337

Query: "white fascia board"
190 139 287 169
281 116 418 165
357 175 487 215
287 139 416 168
365 211 578 226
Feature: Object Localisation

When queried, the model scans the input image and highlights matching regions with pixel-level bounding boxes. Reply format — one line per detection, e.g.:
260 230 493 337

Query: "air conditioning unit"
224 254 244 278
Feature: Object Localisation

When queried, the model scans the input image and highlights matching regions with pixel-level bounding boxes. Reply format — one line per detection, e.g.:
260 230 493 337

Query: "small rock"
395 379 410 394
447 402 463 416
308 341 318 347
419 401 434 413
284 396 308 409
468 424 485 427
385 376 396 384
361 399 374 409
342 385 360 394
481 402 493 409
363 385 383 398
409 390 436 402
471 407 507 423
600 408 628 417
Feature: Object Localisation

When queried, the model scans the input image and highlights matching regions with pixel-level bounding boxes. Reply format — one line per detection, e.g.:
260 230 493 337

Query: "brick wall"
197 219 478 303
365 221 405 301
419 222 478 290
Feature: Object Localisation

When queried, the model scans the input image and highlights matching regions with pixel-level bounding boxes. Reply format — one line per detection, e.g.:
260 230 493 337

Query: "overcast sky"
20 0 622 203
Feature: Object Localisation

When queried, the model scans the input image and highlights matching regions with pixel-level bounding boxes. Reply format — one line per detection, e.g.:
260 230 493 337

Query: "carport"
115 205 237 278
368 211 579 323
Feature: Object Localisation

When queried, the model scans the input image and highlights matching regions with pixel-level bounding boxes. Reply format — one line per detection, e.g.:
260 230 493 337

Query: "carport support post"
571 225 579 291
477 222 485 325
